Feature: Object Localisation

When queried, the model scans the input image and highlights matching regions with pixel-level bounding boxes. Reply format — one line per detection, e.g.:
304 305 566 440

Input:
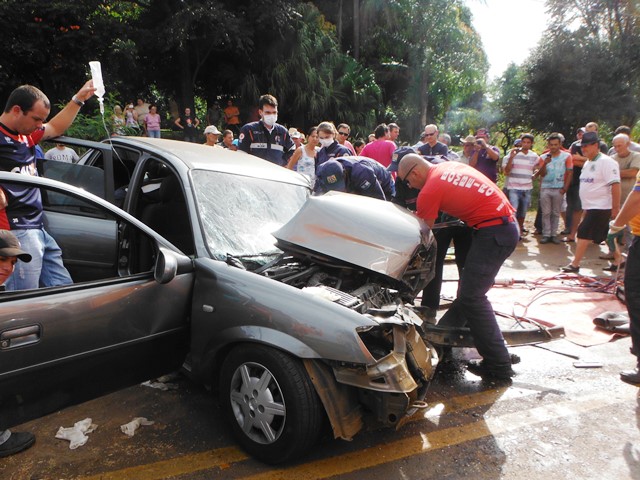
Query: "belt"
473 215 515 229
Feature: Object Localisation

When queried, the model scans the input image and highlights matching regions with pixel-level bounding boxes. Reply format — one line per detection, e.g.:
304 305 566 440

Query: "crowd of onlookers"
102 94 638 276
231 96 637 275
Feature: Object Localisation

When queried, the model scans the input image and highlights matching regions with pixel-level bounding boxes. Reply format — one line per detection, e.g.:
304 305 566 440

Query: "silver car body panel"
125 137 310 187
274 192 430 281
189 257 381 376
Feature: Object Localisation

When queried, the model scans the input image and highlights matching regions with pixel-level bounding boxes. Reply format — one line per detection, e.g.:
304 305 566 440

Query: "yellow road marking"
239 389 635 480
78 386 531 480
80 447 248 480
77 385 626 480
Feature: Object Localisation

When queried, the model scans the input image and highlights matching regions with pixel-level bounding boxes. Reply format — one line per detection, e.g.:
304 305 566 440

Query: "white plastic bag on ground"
140 380 178 391
55 418 98 449
120 417 154 437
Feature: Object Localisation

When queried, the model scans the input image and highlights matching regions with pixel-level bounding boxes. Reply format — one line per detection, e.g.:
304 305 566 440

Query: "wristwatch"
71 95 84 107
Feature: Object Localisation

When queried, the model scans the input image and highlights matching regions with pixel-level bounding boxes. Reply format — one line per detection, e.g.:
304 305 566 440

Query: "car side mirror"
154 247 178 284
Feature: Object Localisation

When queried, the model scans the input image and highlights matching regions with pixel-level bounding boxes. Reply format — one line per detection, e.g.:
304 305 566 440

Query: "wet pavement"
2 229 639 480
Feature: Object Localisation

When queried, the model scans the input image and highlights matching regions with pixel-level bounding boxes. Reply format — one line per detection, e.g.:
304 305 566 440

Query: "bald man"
398 154 519 380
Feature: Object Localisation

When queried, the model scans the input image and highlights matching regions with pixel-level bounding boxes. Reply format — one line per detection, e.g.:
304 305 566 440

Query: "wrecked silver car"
0 138 440 464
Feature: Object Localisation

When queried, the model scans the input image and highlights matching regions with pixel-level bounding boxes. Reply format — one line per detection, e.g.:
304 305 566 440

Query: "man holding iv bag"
0 70 96 290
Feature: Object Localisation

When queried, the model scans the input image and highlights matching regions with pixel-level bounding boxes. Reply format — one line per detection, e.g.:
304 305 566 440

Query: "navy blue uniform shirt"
238 121 294 166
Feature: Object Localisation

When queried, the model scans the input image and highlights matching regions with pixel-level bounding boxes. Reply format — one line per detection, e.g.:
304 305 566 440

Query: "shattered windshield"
192 170 309 259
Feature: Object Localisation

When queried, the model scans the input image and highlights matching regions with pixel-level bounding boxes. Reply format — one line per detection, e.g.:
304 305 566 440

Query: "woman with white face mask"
286 126 320 186
316 121 352 167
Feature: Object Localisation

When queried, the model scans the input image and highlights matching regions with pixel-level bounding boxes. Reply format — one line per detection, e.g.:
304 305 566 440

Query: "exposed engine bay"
253 241 440 440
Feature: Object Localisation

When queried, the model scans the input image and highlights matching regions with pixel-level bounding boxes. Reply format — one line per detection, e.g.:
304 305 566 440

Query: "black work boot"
620 367 640 386
0 431 35 458
466 360 515 380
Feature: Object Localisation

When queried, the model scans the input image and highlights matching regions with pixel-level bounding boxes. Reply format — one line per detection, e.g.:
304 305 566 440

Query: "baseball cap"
462 135 476 144
204 125 221 135
388 146 416 172
289 128 302 139
514 138 522 146
314 160 346 194
0 231 32 262
581 131 600 145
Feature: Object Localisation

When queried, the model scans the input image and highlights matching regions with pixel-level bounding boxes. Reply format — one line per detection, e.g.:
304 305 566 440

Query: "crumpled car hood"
273 192 432 281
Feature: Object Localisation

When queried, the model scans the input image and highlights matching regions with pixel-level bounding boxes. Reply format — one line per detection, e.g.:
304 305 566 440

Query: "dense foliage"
2 0 638 144
0 0 486 141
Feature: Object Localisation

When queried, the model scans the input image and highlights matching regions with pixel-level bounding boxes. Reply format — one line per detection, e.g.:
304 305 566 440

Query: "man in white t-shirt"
562 132 621 272
503 133 543 235
44 144 79 163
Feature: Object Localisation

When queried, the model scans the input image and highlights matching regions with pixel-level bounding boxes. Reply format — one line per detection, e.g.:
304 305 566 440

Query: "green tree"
524 0 640 136
491 63 530 153
232 3 381 131
0 1 137 108
316 0 488 137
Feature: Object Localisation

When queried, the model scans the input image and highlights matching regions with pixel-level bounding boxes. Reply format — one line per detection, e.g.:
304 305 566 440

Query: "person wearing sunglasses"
397 154 518 381
336 123 356 155
417 124 448 158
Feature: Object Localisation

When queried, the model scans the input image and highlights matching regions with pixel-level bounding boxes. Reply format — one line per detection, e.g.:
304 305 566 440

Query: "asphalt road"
2 232 640 480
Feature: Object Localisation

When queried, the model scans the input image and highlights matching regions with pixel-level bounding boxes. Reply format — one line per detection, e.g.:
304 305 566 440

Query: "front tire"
219 345 324 464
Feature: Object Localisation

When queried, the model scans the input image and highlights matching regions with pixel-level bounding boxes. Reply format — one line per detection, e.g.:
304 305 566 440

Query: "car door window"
42 160 105 199
38 182 153 283
128 159 195 257
41 141 139 207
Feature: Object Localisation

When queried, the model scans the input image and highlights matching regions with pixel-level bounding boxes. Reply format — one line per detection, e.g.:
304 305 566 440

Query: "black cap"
0 231 32 262
314 159 346 194
389 146 416 172
581 131 600 145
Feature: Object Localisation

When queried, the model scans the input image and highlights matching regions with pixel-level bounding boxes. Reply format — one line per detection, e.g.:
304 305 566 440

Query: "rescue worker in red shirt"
398 154 519 380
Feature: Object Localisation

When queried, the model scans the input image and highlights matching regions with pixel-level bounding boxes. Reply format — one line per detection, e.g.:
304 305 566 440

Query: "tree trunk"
353 0 360 61
178 50 194 111
337 0 343 43
419 71 429 128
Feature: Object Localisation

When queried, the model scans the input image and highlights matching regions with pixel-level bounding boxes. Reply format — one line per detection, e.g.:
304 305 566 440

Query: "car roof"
109 137 310 186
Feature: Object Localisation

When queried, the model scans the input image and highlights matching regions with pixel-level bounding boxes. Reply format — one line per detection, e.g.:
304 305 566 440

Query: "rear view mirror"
154 247 178 284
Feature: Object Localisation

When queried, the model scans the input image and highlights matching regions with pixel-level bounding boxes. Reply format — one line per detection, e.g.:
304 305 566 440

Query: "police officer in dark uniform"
238 94 294 167
314 157 395 201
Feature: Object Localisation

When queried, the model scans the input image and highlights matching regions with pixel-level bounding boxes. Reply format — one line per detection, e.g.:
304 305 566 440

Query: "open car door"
0 172 194 429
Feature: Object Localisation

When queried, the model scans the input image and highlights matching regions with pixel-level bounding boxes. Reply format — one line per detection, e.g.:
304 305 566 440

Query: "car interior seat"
139 174 194 262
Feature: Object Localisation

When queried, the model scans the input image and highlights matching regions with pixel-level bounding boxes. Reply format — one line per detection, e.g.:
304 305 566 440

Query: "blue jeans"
507 189 532 219
4 228 72 290
147 130 161 138
438 222 519 366
625 236 640 365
